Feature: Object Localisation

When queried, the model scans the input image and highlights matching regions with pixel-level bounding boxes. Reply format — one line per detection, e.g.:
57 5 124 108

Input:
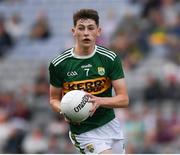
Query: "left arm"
102 78 129 108
88 78 129 115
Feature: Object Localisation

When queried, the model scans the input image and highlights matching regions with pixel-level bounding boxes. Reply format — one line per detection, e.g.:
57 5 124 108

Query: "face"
72 19 101 48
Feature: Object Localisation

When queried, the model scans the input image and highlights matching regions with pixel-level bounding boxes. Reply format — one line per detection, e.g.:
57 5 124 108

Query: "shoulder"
50 48 73 67
96 45 117 61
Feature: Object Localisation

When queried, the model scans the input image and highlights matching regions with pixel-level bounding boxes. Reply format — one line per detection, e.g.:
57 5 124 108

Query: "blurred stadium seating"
0 0 179 153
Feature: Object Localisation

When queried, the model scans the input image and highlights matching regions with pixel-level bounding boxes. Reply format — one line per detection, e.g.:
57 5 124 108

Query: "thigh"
69 118 124 154
99 149 113 154
85 141 112 154
69 131 112 154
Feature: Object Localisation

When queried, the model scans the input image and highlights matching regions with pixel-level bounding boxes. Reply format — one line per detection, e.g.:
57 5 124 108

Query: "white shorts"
69 118 125 154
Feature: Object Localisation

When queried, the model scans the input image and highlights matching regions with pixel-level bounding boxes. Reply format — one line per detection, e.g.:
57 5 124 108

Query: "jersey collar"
71 45 97 59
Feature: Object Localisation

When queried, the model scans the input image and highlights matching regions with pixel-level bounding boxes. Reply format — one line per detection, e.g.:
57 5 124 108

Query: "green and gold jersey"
49 45 124 134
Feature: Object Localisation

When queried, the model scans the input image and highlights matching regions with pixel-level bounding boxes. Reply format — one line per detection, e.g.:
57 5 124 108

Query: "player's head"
73 9 99 27
72 9 101 48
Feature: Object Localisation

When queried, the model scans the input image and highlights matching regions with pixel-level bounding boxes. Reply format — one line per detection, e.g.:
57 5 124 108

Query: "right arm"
49 85 73 123
49 84 63 113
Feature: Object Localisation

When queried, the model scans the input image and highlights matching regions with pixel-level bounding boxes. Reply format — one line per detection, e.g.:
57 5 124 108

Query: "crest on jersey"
98 67 105 76
86 144 94 153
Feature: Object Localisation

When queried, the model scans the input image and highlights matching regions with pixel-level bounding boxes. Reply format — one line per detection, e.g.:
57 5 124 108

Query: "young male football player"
49 9 129 154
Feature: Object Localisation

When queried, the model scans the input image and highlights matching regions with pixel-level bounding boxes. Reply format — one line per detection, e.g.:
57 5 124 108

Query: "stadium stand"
0 0 179 153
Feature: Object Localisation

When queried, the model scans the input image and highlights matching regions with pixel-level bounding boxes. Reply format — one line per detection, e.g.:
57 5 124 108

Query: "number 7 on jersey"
84 68 89 76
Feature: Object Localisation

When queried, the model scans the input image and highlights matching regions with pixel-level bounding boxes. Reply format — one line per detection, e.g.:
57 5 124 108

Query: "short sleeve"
108 54 124 80
48 62 62 87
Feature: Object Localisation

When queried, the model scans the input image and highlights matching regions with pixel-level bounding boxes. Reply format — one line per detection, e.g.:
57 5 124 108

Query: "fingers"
64 115 80 125
85 93 100 117
64 117 70 123
85 93 96 103
90 109 95 117
89 103 99 117
85 93 93 99
71 121 81 125
62 113 77 124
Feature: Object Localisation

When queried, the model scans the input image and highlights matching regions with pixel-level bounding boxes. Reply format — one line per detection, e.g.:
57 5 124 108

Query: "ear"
97 27 101 37
72 27 76 36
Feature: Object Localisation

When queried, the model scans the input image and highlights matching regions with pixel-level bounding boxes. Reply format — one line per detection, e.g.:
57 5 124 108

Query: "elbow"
49 99 60 112
49 99 56 109
121 95 129 108
124 96 129 107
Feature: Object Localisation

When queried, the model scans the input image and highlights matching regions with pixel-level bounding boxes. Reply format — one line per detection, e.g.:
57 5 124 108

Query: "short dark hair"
73 9 99 26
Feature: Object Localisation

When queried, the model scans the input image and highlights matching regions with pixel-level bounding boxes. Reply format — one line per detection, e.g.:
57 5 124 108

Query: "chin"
82 43 91 48
82 42 94 48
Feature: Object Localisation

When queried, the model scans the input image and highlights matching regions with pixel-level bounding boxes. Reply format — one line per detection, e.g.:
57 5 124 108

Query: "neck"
74 44 95 56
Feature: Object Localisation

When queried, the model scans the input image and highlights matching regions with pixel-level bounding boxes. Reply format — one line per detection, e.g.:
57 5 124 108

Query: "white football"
60 90 92 123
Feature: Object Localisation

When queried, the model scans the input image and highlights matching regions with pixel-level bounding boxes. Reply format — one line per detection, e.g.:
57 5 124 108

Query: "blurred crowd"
0 9 51 58
0 0 180 154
